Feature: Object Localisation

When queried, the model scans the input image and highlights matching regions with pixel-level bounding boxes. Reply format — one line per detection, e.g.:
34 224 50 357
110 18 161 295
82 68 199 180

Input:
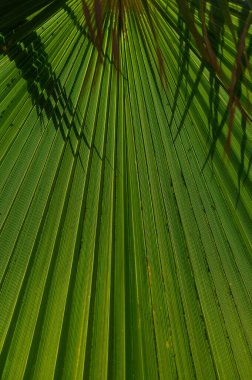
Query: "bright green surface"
0 0 252 378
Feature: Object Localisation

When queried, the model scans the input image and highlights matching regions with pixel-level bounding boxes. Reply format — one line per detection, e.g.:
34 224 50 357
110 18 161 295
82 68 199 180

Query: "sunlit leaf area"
0 0 252 378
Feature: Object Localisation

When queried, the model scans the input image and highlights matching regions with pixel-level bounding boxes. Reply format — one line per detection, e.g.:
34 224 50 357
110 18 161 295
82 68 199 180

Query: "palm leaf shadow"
1 19 92 167
172 0 251 194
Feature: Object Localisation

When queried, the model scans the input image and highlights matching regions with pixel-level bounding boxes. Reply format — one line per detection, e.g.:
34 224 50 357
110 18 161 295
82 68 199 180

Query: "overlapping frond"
0 0 251 379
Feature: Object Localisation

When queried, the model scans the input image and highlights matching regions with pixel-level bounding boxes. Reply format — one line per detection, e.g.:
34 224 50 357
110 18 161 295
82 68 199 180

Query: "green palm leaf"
0 0 251 378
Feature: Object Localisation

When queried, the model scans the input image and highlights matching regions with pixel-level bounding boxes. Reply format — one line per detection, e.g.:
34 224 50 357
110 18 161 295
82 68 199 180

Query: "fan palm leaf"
0 0 252 378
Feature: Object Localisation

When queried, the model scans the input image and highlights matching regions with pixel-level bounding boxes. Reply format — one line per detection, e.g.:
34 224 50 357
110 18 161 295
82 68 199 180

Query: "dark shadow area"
0 0 66 31
170 0 252 194
206 1 252 194
0 17 93 165
236 4 252 190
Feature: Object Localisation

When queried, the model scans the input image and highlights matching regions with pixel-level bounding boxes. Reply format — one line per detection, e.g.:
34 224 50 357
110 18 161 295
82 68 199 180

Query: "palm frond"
0 0 251 378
